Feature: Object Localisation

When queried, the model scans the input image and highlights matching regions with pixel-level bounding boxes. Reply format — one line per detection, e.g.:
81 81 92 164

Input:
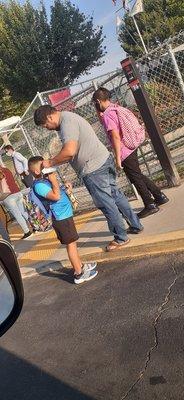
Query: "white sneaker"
82 262 97 272
74 269 98 284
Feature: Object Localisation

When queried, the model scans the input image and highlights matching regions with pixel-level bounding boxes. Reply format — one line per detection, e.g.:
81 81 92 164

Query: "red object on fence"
49 89 75 111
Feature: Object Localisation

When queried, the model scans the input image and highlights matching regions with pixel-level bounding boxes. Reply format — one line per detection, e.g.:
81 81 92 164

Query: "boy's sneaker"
21 231 33 240
74 269 98 285
82 262 97 272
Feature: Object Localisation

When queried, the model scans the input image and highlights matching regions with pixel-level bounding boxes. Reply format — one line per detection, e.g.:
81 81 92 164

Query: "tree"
119 0 184 58
0 0 51 101
49 0 105 86
0 90 28 121
0 0 105 102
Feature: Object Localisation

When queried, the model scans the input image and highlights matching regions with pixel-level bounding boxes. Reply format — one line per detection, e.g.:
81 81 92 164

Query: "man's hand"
42 159 52 168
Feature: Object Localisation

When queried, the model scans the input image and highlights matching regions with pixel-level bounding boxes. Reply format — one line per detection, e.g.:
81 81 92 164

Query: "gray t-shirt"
59 111 109 177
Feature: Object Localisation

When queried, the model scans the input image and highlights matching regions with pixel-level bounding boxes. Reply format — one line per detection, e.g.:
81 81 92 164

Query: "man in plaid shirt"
92 87 169 220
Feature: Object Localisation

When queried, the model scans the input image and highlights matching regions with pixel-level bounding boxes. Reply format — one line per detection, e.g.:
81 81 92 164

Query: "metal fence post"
0 154 5 167
1 133 11 146
167 44 184 98
37 91 45 105
92 81 98 91
131 184 140 200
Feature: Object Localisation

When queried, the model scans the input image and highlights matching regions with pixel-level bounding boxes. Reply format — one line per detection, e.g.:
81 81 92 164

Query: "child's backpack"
23 191 52 232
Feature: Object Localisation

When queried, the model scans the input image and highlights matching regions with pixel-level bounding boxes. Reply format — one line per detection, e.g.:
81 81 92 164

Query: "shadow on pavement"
0 348 96 400
41 268 74 284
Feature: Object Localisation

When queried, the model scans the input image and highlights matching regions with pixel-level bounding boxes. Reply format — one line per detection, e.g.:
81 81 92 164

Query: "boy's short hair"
28 155 43 169
34 105 56 126
92 87 111 102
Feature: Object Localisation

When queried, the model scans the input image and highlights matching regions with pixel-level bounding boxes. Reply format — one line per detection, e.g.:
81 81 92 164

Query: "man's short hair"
92 87 111 102
28 155 43 168
4 144 14 151
34 105 56 126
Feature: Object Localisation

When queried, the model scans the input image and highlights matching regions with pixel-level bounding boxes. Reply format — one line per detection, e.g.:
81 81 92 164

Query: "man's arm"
110 130 122 170
42 141 78 168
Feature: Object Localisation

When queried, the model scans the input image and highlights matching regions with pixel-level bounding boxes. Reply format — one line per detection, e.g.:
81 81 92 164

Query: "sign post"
121 57 180 186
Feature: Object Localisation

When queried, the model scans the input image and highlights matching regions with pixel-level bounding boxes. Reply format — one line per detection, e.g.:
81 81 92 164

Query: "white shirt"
12 151 28 175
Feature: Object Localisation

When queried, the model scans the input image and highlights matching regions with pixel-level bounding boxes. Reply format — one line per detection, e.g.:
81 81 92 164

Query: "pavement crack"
120 265 179 400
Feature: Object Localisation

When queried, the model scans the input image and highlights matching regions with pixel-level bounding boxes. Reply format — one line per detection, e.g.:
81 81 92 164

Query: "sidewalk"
11 183 184 278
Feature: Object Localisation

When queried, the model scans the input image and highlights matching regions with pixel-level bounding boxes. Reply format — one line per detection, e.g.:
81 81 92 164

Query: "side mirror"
0 240 24 337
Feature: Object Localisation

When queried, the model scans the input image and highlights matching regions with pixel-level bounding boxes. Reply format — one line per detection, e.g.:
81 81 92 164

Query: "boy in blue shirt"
28 156 98 284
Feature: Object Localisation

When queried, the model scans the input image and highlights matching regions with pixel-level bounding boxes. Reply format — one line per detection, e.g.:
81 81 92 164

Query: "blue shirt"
34 179 73 221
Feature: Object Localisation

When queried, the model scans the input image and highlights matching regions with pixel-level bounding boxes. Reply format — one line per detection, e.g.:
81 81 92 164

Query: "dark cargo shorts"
52 217 79 245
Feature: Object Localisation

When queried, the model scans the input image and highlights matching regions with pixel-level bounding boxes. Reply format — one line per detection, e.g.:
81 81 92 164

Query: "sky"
19 0 133 83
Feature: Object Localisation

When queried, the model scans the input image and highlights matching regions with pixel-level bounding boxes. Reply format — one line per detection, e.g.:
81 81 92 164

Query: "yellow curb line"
80 238 184 265
57 234 184 268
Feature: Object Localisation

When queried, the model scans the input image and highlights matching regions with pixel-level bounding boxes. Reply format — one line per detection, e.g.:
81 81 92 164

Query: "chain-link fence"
1 31 184 211
137 31 184 173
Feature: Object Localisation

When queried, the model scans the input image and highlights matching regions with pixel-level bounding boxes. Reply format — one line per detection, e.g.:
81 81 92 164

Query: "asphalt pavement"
1 252 184 400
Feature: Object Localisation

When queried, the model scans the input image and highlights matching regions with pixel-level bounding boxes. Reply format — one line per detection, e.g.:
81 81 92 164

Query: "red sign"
49 89 75 111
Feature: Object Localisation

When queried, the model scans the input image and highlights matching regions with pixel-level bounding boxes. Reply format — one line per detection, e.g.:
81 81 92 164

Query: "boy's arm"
110 130 122 170
46 173 61 201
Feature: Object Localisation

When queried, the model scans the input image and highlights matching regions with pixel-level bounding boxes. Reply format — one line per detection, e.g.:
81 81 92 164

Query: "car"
0 240 24 337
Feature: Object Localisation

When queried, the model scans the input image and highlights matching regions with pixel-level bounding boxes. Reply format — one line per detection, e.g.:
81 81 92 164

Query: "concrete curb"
21 235 184 279
80 237 184 264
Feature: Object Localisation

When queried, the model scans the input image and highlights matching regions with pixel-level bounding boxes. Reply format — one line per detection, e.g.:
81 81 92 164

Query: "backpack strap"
32 180 51 214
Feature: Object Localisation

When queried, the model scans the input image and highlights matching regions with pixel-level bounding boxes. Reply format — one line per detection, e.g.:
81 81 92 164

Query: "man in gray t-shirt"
34 105 142 252
59 111 109 177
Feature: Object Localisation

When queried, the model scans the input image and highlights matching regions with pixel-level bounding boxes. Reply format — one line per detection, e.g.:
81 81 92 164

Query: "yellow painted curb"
52 231 184 270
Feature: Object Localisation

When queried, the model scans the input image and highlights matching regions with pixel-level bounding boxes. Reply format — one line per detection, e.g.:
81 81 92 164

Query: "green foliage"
119 0 184 57
0 0 105 104
0 90 28 120
49 0 105 86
